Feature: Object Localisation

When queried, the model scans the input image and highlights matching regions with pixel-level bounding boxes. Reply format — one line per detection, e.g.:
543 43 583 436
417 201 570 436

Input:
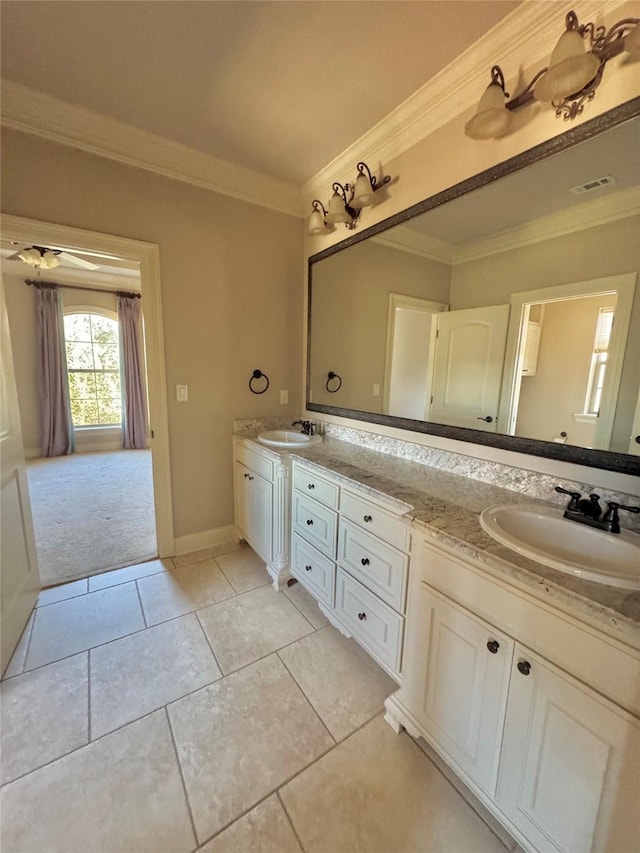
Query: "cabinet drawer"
335 568 404 672
234 441 273 481
291 533 335 607
340 490 410 552
293 464 339 510
338 519 408 612
292 491 338 559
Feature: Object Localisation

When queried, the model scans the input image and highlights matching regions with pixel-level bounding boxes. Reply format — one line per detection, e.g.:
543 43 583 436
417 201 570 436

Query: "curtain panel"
117 295 148 450
35 284 74 457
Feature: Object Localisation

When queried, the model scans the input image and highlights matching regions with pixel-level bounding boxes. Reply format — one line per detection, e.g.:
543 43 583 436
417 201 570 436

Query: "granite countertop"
234 427 640 648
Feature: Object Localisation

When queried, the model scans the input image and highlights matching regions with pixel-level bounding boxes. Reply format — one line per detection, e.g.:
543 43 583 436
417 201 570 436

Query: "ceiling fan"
6 245 100 271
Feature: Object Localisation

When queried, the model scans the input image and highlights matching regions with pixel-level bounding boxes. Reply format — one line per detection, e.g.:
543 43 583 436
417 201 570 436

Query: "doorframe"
500 273 637 450
1 213 175 557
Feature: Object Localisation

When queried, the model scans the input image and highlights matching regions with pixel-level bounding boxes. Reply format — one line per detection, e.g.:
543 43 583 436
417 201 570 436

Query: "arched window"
63 311 122 426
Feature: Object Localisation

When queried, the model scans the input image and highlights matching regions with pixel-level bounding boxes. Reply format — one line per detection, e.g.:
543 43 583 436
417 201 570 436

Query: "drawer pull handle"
361 558 370 566
305 565 312 572
306 519 314 526
307 483 315 490
358 612 367 621
486 640 500 654
517 660 531 676
246 475 254 481
363 515 373 523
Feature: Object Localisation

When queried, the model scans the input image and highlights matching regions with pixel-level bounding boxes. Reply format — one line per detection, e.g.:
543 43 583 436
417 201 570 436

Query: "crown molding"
372 225 454 264
453 186 640 264
302 0 625 205
0 80 303 219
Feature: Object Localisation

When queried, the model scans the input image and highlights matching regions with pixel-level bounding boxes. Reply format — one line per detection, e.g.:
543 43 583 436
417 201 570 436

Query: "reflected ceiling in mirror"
307 100 640 475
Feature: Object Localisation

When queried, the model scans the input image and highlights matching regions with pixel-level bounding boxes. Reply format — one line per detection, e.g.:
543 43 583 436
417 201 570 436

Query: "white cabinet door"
233 460 272 564
430 305 510 431
404 585 514 796
497 647 640 853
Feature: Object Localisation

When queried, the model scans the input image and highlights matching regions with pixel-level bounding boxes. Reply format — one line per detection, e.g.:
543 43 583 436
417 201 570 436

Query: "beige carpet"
27 450 157 587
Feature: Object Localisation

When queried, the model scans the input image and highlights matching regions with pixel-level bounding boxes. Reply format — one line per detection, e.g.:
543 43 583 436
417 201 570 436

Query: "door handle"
477 416 494 423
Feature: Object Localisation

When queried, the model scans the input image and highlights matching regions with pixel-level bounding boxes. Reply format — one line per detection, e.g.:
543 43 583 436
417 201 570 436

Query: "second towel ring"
249 369 270 394
326 371 342 393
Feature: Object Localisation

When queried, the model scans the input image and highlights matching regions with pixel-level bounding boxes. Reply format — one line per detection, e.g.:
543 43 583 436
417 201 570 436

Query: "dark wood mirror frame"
306 97 640 477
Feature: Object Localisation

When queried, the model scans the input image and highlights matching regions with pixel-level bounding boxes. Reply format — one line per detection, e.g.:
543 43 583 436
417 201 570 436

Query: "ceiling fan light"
325 189 350 224
534 29 600 102
351 172 375 209
18 247 42 267
308 207 327 235
624 22 640 57
464 82 512 140
41 250 61 269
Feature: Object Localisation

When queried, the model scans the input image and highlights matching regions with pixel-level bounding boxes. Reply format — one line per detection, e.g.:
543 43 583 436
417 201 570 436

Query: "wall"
303 1 640 496
309 239 449 410
515 294 617 446
1 130 305 540
2 273 127 455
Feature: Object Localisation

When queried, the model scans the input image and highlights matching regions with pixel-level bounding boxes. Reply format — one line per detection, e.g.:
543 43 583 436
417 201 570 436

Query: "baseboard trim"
174 525 237 557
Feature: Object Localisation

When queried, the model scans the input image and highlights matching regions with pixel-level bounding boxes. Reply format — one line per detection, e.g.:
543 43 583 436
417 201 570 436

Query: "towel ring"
326 371 342 393
249 369 270 394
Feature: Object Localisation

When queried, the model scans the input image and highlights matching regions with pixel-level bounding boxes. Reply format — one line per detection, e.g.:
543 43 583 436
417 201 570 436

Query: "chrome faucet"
292 419 315 436
555 486 640 534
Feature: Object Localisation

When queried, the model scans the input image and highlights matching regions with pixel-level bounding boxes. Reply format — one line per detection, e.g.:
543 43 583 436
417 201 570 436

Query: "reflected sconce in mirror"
326 371 342 393
465 10 640 140
307 162 392 236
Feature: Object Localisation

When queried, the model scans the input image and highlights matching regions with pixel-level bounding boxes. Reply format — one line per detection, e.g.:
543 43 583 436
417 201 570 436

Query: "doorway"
1 215 173 588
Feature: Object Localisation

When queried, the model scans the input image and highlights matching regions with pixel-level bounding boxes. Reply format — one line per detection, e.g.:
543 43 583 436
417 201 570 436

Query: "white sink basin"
257 430 321 449
480 504 640 590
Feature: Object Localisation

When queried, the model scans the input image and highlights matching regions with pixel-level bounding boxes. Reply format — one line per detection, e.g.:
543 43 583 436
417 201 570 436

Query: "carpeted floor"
27 450 157 587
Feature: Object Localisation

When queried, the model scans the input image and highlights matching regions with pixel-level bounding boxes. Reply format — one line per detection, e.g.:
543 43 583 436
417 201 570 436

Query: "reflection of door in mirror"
383 294 447 419
504 274 636 451
430 305 510 432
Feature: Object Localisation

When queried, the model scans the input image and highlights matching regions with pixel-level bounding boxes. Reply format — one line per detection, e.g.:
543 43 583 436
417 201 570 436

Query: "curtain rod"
25 279 141 299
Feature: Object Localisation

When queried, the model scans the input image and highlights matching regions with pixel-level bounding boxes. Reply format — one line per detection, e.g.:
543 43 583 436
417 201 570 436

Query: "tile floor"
1 543 512 853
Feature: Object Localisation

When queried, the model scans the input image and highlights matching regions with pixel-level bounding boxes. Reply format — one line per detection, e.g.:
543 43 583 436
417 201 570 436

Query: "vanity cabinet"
290 458 411 681
385 536 640 853
233 438 291 589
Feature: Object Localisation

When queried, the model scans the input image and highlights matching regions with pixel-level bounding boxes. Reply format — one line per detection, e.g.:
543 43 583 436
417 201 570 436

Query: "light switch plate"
176 384 188 402
280 390 289 405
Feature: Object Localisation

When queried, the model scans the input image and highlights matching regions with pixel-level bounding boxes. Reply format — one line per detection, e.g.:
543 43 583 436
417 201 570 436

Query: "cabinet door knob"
517 660 531 676
358 612 367 621
305 565 312 572
306 519 314 526
361 558 370 566
486 640 500 654
307 483 315 490
363 515 373 523
244 472 249 478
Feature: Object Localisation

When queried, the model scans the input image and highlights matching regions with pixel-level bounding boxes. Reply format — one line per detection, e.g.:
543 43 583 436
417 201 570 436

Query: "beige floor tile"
197 585 314 674
90 613 222 738
2 611 35 680
0 710 195 853
198 795 302 853
1 653 88 784
280 716 508 853
88 557 171 591
173 541 242 568
284 582 330 629
169 654 333 845
215 546 270 593
26 583 145 670
38 578 88 606
278 627 396 741
137 559 235 626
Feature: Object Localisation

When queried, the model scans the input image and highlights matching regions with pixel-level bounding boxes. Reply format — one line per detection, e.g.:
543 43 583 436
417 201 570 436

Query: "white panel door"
0 280 41 674
431 305 510 431
408 585 513 795
497 647 640 853
250 472 273 565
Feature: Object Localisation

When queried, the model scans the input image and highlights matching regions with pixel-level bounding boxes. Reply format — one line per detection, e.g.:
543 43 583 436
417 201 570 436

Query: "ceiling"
0 1 520 187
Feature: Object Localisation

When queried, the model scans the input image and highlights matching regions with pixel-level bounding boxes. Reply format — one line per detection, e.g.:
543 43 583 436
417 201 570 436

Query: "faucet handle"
555 486 582 511
602 501 640 534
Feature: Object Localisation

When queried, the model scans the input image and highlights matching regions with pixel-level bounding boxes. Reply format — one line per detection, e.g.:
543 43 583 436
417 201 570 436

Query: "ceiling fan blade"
57 251 101 271
5 251 23 261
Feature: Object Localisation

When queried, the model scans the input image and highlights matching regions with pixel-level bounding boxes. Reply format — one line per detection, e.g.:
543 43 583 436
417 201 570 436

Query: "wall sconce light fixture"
465 10 640 140
308 162 392 236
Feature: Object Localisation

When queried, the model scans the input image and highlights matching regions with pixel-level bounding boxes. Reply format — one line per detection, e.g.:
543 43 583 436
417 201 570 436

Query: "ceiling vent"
569 175 616 195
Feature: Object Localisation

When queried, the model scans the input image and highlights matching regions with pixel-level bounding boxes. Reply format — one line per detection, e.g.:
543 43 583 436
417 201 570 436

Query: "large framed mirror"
307 98 640 476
